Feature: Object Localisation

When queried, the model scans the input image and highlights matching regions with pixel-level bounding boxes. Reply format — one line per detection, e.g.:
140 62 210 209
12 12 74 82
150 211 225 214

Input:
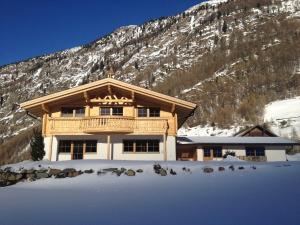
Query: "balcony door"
73 141 84 160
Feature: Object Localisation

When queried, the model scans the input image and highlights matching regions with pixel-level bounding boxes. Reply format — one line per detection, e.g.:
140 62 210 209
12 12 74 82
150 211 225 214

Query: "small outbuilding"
176 125 299 162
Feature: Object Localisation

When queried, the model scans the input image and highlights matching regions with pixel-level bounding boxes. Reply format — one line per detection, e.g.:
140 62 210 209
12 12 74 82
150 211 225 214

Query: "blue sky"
0 0 204 66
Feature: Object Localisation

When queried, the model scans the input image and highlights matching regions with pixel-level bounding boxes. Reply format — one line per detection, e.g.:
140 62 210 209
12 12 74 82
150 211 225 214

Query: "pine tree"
30 129 45 161
222 21 228 33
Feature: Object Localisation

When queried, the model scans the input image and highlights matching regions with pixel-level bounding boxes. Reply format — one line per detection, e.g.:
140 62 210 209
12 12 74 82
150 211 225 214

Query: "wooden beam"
41 103 50 114
83 91 90 102
131 91 135 101
107 85 112 95
48 135 53 161
171 103 176 115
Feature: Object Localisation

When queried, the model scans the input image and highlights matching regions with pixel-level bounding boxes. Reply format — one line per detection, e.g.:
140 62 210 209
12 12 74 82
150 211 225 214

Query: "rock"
48 168 62 176
159 168 167 176
7 173 23 182
229 165 235 171
26 173 36 179
36 172 49 179
84 169 94 174
136 169 143 173
102 168 118 172
63 168 76 173
97 170 107 176
238 166 244 170
251 166 257 170
55 173 66 179
154 164 162 174
27 177 35 182
218 167 225 171
125 169 136 176
67 171 80 178
182 167 186 171
203 167 214 173
4 167 12 172
170 169 176 175
26 169 35 174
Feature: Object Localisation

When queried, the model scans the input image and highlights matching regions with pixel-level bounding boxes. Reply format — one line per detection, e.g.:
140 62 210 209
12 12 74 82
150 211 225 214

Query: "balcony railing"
48 116 168 134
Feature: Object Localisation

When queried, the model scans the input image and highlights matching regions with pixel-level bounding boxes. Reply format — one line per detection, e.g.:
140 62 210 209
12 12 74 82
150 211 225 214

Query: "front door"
73 141 84 160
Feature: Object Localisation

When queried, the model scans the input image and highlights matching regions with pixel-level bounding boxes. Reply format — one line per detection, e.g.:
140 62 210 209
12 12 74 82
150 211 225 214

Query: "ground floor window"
58 140 97 157
203 146 222 158
246 147 265 157
123 140 159 153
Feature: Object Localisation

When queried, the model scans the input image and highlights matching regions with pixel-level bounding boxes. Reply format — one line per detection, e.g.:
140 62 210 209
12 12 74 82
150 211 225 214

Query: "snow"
287 153 300 161
264 96 300 138
178 124 240 136
1 159 300 225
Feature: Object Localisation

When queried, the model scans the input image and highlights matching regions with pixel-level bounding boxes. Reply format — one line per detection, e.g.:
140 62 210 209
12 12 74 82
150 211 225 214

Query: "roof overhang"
20 78 197 124
177 136 299 146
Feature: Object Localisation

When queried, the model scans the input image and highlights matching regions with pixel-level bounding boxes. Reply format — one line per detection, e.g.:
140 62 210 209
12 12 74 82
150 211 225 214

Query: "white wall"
49 134 176 161
265 146 287 161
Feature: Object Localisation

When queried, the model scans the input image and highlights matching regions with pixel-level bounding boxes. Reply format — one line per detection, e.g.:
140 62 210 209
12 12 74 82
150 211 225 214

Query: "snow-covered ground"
1 159 300 225
264 96 300 139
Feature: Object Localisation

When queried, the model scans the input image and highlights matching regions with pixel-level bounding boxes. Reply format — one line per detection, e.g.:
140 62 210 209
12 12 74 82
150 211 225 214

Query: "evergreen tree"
222 21 228 33
30 129 45 161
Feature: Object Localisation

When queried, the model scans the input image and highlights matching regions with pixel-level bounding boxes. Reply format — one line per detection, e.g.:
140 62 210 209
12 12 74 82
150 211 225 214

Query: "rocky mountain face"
0 0 300 163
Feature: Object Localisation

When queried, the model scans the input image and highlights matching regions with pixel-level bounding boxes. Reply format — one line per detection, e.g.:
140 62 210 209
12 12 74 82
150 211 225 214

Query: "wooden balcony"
48 116 168 135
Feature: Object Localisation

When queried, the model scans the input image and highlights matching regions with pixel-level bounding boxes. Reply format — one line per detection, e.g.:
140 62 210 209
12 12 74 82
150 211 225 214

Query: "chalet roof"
233 125 277 137
177 136 298 146
20 78 197 125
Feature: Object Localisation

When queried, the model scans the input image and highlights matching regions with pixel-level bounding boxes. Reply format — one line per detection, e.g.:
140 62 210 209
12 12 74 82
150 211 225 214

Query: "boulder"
159 168 167 176
7 173 23 182
153 164 161 171
238 166 245 170
251 166 257 170
203 167 214 173
55 173 66 179
36 172 49 179
229 165 235 171
218 167 225 171
63 168 76 173
102 168 118 172
97 170 107 176
136 169 143 173
84 169 94 174
48 168 62 176
26 173 36 179
67 171 80 178
170 169 176 175
125 169 136 176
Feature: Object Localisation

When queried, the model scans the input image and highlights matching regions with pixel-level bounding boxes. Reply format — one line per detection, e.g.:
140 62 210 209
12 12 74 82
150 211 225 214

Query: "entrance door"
73 141 84 160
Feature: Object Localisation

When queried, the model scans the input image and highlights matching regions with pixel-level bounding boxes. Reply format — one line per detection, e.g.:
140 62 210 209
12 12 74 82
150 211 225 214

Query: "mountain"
0 0 300 164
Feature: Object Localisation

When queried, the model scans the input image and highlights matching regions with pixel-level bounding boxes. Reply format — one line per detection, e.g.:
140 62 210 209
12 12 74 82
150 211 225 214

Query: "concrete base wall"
44 134 176 161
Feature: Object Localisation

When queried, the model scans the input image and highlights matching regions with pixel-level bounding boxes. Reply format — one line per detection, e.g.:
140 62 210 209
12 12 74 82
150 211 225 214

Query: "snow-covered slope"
264 96 300 139
1 159 300 225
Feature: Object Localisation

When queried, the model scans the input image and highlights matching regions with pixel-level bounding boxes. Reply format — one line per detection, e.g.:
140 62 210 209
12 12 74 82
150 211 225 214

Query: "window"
246 147 265 156
136 140 148 152
58 140 97 154
112 107 123 116
75 107 85 117
148 140 159 152
61 108 74 117
123 140 134 152
58 140 71 153
123 140 159 153
61 107 85 117
203 147 211 157
149 108 160 117
137 107 160 117
100 107 110 116
85 140 97 153
213 147 222 158
138 108 147 117
100 107 123 116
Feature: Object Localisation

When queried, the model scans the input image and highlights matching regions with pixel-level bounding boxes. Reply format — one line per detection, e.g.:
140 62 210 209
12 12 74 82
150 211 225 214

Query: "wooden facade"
21 78 197 161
